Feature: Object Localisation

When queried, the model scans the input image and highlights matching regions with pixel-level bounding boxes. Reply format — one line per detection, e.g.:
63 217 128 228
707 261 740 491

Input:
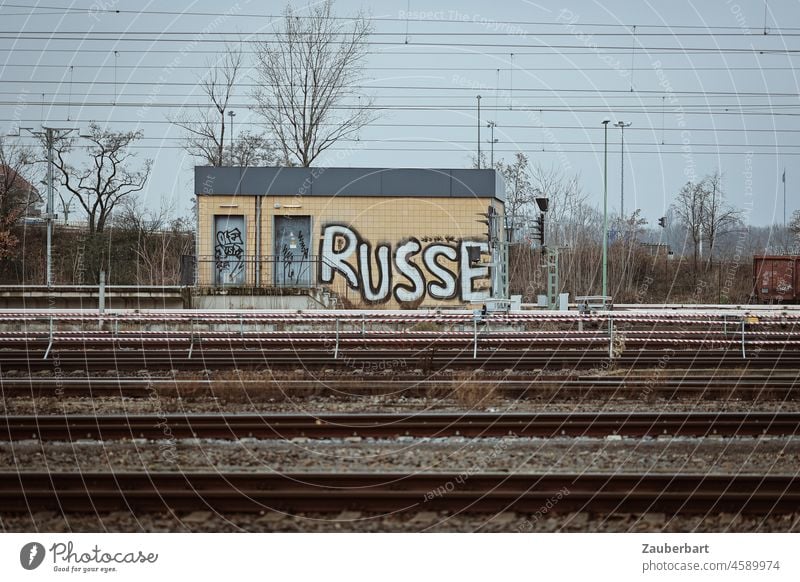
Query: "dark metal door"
214 215 246 286
274 215 312 287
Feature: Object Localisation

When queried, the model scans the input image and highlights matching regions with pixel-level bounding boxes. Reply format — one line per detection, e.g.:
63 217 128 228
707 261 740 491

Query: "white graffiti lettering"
319 225 490 304
319 225 358 288
358 242 392 302
394 239 425 303
423 244 458 300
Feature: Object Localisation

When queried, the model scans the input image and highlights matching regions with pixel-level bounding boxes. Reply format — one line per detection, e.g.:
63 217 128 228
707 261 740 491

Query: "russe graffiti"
319 224 490 304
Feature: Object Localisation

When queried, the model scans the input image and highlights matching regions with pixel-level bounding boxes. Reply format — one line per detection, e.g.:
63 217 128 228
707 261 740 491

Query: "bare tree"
701 171 742 268
671 180 705 272
172 47 236 167
228 130 277 166
116 198 193 285
50 123 151 235
496 153 534 241
790 210 800 244
0 137 38 257
529 162 588 247
252 0 375 166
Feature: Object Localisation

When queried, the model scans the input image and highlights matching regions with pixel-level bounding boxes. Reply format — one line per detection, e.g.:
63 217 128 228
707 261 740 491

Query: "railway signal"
658 216 667 228
477 205 498 247
533 213 545 246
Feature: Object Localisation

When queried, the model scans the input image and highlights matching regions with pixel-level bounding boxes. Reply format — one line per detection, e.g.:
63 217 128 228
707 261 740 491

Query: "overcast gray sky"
2 0 798 226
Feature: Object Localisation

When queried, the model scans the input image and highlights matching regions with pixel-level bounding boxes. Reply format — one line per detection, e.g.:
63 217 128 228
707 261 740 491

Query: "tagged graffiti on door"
318 223 490 304
214 215 245 285
274 215 312 287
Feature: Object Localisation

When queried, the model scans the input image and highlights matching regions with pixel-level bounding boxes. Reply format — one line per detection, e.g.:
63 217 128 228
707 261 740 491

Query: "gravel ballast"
3 396 798 415
2 510 798 533
2 437 798 473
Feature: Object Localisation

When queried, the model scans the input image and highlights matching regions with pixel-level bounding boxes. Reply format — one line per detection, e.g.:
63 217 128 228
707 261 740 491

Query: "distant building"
193 166 506 308
0 164 43 218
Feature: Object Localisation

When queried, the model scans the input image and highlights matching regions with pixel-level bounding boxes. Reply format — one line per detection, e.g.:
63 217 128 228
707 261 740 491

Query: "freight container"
753 255 800 303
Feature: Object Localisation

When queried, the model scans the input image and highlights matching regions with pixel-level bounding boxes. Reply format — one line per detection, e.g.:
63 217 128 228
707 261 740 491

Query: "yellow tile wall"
198 194 504 308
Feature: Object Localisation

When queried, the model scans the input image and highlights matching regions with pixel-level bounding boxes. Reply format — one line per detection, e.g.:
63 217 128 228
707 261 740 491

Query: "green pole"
602 119 610 299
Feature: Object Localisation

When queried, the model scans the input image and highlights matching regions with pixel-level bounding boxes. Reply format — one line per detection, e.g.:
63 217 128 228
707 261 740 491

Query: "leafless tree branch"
49 123 151 235
172 45 277 167
252 0 377 166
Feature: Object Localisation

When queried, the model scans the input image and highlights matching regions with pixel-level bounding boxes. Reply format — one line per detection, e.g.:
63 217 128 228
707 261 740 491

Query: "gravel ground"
2 510 798 533
2 437 798 473
4 366 797 533
3 396 798 415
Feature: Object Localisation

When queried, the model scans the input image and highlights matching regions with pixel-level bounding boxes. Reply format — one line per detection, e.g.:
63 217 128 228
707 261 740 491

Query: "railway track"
2 348 800 371
3 412 798 440
0 330 798 357
1 471 797 515
2 371 798 398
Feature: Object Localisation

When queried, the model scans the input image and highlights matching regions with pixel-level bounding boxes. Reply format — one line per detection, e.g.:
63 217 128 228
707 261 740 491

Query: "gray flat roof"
195 166 505 202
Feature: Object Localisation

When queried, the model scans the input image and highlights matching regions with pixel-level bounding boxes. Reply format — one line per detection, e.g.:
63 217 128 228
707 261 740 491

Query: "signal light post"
477 201 548 304
658 215 668 302
533 197 559 310
601 118 611 303
477 198 550 306
534 214 545 246
477 206 507 301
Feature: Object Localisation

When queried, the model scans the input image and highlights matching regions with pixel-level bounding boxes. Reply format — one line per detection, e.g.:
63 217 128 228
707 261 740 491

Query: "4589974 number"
730 560 780 571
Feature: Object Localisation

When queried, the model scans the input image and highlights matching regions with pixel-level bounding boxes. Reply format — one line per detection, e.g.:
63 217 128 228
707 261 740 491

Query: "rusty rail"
1 472 797 515
3 412 799 441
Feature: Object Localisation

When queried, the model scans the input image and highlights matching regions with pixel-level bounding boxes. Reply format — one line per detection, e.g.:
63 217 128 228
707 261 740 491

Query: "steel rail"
1 378 797 397
8 337 800 348
3 412 798 441
3 348 800 371
2 373 798 397
1 471 797 515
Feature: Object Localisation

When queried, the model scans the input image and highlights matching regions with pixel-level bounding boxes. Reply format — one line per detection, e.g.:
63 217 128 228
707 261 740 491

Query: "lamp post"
19 126 77 286
615 121 631 218
476 96 482 168
602 118 611 300
487 121 497 166
227 110 236 163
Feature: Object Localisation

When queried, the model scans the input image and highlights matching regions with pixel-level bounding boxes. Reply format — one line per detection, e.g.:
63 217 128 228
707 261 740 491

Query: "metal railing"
180 255 354 306
186 254 328 288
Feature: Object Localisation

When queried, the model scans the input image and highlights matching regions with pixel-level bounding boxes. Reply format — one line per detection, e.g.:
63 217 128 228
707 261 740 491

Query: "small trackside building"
194 166 506 309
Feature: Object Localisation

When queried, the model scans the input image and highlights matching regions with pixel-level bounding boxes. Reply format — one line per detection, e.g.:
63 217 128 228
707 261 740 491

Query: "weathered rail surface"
1 472 797 515
2 348 799 372
2 412 798 440
2 369 799 398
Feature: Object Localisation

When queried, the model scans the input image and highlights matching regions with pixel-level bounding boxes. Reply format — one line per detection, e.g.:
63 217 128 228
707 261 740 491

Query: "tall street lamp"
476 95 482 168
602 118 611 300
615 120 631 217
487 121 498 166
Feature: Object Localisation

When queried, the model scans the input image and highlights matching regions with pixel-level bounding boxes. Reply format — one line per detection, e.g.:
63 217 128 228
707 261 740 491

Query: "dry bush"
425 371 499 409
509 242 756 304
169 369 318 403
